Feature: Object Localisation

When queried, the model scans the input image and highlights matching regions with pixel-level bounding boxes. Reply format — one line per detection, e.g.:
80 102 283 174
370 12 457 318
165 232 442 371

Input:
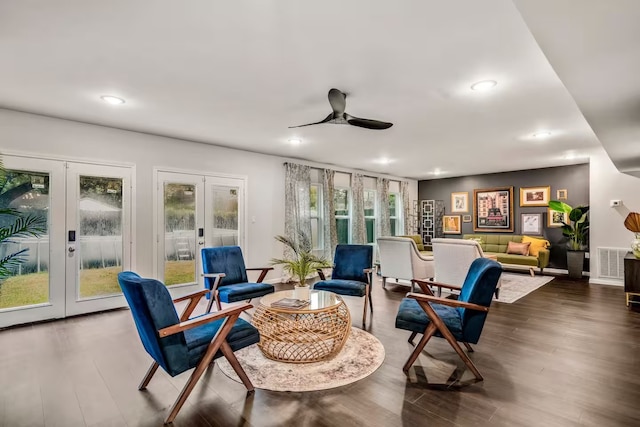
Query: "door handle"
68 247 76 253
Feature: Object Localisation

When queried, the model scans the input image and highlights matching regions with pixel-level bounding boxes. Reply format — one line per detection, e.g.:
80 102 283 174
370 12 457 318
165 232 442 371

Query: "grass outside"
0 261 196 309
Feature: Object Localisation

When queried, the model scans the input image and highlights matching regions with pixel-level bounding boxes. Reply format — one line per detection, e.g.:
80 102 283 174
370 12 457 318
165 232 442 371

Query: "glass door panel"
77 176 124 298
209 185 239 247
163 183 197 286
0 171 50 309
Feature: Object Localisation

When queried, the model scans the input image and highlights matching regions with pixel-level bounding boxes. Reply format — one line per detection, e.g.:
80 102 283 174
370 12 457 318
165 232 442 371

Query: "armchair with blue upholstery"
313 244 373 327
201 246 274 312
395 257 502 382
117 271 259 424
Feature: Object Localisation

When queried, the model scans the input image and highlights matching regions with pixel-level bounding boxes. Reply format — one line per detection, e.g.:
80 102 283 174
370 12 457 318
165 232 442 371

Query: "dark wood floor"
1 275 640 427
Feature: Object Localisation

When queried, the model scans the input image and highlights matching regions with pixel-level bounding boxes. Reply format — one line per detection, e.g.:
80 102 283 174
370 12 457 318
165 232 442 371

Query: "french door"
155 170 246 292
0 155 132 327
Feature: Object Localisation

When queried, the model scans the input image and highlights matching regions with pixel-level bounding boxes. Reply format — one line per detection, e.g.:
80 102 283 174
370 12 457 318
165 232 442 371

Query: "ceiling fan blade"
328 88 347 115
346 115 393 130
288 113 333 128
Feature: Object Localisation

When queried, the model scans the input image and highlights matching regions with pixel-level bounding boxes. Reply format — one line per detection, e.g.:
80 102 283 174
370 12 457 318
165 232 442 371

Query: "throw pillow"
506 241 531 256
522 236 550 257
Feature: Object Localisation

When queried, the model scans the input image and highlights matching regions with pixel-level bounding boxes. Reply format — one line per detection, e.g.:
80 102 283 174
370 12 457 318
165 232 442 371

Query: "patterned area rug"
217 327 385 392
493 273 554 303
437 272 554 304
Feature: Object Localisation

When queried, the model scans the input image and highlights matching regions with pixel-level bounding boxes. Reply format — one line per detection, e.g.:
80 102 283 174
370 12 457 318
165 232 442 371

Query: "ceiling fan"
289 88 393 130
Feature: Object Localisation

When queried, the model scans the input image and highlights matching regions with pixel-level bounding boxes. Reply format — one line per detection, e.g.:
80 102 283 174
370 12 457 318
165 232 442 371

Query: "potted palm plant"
548 200 589 279
0 155 47 282
271 232 331 298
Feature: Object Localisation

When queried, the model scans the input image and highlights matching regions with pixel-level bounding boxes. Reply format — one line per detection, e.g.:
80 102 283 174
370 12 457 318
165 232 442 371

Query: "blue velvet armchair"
395 257 502 381
313 244 374 327
118 271 259 424
201 246 274 312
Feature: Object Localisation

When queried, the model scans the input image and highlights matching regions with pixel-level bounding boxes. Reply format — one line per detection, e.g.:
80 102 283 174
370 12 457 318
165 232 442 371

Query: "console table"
624 252 640 306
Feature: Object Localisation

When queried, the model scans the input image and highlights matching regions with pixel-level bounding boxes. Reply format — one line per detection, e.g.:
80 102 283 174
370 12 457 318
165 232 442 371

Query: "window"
389 193 401 236
334 188 350 244
364 189 376 243
310 184 323 250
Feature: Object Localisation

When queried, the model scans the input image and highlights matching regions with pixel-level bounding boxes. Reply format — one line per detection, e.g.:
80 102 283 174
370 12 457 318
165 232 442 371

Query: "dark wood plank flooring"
1 275 640 427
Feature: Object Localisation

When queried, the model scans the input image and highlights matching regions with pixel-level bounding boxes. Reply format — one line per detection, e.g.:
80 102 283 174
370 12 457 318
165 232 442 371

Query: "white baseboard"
589 278 623 286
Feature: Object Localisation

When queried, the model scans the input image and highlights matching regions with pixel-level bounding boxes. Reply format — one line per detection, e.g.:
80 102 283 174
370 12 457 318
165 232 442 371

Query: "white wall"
0 109 417 279
589 146 640 284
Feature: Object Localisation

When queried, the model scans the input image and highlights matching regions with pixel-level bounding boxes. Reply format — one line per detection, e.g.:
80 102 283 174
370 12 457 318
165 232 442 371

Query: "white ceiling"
0 0 615 179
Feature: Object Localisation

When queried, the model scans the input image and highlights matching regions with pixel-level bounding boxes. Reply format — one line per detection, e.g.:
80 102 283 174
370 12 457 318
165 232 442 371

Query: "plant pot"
631 233 640 259
567 250 585 279
293 285 310 301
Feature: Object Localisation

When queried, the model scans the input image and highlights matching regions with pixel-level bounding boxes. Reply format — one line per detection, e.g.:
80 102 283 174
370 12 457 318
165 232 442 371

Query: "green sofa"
462 234 550 275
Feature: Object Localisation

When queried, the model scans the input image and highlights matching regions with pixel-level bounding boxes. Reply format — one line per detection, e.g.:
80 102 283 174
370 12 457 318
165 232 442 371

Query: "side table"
624 252 640 306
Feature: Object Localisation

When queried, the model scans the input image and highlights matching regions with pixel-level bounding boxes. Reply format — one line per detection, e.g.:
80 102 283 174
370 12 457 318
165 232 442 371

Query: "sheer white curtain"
322 169 337 260
401 180 412 235
351 173 367 244
284 162 312 258
377 177 391 238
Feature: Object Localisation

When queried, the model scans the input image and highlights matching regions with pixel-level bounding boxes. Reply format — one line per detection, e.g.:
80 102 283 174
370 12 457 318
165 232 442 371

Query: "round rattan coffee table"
251 289 351 363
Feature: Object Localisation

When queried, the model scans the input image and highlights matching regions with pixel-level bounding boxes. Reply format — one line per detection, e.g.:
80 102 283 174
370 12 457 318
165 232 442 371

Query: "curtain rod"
282 161 412 183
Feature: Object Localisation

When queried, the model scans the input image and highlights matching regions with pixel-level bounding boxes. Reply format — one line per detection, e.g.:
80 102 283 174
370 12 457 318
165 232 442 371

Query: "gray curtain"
401 180 411 235
322 169 337 260
351 173 367 244
376 177 391 238
284 162 312 259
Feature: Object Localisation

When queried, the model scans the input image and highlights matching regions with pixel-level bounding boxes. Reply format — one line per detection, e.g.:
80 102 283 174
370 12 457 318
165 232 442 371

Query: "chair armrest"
158 302 253 337
412 278 462 292
408 293 489 312
173 289 213 321
202 273 226 279
245 267 274 283
317 268 328 280
173 289 211 304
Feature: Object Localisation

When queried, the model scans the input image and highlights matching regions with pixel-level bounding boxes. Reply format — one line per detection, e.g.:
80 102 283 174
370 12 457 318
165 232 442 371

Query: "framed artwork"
462 215 472 223
557 189 568 200
519 186 550 207
451 192 469 213
443 215 462 234
548 209 569 227
521 213 542 235
474 187 514 232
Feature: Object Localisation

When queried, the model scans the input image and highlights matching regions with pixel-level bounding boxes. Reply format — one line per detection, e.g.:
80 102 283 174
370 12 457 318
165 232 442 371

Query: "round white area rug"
217 327 385 392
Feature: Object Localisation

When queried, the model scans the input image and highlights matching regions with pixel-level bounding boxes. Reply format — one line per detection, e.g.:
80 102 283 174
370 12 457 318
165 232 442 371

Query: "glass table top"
259 289 342 311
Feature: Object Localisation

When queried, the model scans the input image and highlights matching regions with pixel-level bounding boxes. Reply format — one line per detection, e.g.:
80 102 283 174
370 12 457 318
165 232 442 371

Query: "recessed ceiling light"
375 157 391 165
470 80 497 91
533 131 552 138
433 168 442 176
288 138 302 145
100 95 125 105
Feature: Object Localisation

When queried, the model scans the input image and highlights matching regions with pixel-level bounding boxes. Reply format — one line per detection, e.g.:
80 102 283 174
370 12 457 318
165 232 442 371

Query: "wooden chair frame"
202 266 273 312
317 267 374 327
402 279 490 381
138 288 255 424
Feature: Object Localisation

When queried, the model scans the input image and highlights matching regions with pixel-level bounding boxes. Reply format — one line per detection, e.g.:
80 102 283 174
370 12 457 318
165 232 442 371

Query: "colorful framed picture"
520 186 550 207
462 215 472 223
451 192 469 213
521 213 543 235
443 215 462 234
548 209 569 227
474 187 514 232
557 189 568 200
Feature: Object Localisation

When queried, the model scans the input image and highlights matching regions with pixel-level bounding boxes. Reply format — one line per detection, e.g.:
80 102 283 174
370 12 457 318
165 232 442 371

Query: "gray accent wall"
418 164 590 270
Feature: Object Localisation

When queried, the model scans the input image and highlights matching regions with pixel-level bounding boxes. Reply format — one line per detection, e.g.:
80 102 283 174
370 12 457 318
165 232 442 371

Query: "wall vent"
597 247 627 279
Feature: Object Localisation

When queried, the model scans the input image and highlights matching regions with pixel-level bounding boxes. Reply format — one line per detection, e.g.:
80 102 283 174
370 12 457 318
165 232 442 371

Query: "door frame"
153 167 248 294
0 151 136 327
